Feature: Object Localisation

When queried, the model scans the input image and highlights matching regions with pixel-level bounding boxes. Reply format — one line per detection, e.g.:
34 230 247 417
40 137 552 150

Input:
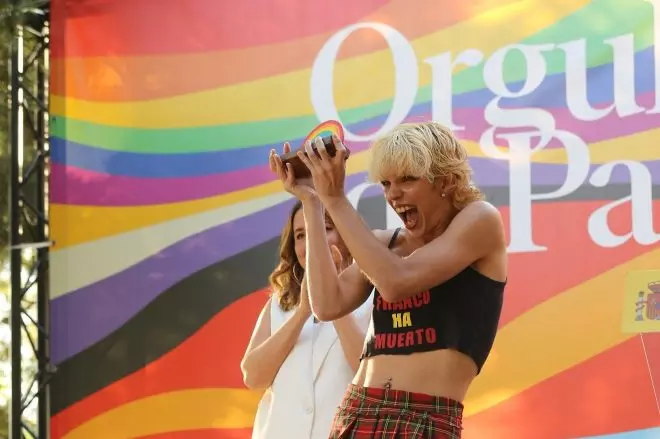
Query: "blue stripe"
50 47 655 178
578 427 660 439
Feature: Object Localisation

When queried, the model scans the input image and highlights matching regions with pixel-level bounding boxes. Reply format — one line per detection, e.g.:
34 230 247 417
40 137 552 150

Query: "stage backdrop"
49 0 660 438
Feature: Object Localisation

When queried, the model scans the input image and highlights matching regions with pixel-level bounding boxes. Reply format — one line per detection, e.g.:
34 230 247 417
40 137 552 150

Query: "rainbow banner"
49 0 660 438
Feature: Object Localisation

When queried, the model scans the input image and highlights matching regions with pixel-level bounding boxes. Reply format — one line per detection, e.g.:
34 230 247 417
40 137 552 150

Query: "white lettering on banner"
558 36 645 120
490 130 592 253
424 49 484 131
311 23 418 141
588 161 659 247
310 1 660 253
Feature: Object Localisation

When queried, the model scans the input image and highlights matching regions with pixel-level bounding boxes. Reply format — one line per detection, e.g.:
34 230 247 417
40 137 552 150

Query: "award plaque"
280 120 350 178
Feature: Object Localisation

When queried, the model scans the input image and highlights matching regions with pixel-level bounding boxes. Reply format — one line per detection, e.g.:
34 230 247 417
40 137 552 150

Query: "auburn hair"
269 200 306 311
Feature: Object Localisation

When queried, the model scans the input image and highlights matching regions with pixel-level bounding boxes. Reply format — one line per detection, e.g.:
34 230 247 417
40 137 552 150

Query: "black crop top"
361 228 505 374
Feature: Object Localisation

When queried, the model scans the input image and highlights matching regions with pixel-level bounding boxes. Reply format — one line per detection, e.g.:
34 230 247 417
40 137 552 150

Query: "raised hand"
330 245 352 274
297 135 348 203
269 142 317 202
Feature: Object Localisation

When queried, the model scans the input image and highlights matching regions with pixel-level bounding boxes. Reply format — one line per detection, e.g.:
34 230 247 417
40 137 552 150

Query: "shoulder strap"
387 227 401 249
366 228 402 293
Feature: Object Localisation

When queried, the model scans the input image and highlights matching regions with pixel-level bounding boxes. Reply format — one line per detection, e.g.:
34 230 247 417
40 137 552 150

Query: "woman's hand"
296 274 312 316
297 135 348 203
331 245 352 274
269 143 317 202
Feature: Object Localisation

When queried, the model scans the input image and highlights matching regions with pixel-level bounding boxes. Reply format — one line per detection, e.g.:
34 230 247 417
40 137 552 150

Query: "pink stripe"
50 163 274 206
453 95 660 146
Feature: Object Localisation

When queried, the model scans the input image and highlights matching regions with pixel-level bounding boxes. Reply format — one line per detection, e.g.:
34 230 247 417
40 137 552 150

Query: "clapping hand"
269 142 317 202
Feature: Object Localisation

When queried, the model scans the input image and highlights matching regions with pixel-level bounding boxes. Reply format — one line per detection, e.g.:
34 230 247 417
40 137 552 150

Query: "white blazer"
252 293 373 439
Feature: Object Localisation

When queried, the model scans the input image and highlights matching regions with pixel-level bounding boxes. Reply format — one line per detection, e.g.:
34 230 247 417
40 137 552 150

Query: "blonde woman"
270 121 507 438
241 200 372 439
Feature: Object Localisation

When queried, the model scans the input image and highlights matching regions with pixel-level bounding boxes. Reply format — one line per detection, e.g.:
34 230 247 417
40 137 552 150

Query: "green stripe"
50 0 654 154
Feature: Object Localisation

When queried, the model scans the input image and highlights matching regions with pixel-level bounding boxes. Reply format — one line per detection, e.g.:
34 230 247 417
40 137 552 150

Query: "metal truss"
8 0 51 437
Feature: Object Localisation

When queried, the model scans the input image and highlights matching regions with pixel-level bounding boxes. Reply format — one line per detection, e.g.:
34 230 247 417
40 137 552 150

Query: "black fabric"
387 227 401 249
362 267 505 374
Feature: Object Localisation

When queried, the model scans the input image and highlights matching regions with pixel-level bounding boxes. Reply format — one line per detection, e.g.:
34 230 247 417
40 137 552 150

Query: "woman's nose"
387 184 403 200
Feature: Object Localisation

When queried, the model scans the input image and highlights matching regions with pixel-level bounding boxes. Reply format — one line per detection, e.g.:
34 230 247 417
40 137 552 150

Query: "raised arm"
302 198 370 321
302 198 395 321
325 245 373 372
323 198 506 302
240 290 310 389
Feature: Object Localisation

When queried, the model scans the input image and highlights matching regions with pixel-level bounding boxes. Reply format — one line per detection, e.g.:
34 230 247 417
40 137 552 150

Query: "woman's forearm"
240 307 309 389
302 199 343 318
332 315 367 373
323 195 403 294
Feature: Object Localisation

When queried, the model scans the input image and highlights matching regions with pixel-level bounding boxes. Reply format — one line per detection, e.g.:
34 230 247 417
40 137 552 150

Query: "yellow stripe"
62 388 262 439
49 0 589 128
50 193 291 298
50 129 660 249
463 248 660 417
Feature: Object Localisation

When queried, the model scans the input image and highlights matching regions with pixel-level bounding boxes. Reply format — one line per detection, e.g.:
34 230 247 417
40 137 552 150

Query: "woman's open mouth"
395 205 419 230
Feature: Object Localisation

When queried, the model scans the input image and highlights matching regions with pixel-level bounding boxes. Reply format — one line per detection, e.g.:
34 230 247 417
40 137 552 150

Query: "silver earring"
293 266 303 285
441 193 446 198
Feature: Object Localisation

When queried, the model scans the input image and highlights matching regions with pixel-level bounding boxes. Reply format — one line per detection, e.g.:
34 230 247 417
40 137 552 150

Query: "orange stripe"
51 0 517 101
135 429 252 439
464 336 660 438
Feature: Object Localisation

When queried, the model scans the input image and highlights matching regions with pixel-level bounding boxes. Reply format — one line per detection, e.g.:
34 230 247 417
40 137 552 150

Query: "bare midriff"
352 349 477 402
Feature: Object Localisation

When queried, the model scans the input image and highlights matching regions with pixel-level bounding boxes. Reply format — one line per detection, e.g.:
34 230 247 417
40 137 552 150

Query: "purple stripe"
468 158 660 186
50 199 294 365
49 158 660 365
50 173 362 364
49 104 660 207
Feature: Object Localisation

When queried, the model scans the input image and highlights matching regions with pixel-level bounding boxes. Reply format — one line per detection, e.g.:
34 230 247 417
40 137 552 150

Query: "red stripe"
49 0 516 100
498 200 660 326
50 0 386 57
464 335 660 438
640 332 660 401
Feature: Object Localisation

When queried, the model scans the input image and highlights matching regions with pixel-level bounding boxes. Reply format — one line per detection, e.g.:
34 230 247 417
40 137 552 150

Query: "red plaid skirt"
328 384 463 438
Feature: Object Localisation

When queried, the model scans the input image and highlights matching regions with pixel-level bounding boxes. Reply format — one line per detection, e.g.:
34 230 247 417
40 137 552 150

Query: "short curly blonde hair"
367 121 484 209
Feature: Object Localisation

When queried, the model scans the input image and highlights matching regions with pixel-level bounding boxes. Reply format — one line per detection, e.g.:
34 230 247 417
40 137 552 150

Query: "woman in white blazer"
241 200 372 439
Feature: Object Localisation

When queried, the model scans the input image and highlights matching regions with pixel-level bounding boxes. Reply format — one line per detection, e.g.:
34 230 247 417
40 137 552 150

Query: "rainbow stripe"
49 0 660 438
300 120 345 147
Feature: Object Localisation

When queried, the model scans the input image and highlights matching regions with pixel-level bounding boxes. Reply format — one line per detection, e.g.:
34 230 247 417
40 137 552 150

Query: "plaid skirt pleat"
328 384 463 439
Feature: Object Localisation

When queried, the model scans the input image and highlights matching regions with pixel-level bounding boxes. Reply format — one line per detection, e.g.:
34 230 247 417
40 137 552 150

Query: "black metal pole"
9 6 23 439
36 21 50 439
